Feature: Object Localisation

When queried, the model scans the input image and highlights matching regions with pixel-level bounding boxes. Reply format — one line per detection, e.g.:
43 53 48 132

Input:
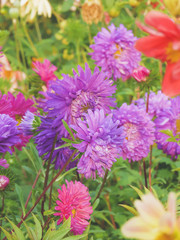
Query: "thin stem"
93 169 109 205
21 161 45 218
143 159 148 189
87 25 92 45
34 18 42 41
104 193 117 229
41 134 58 218
15 149 78 229
49 168 55 210
149 145 153 192
13 19 21 69
0 195 5 239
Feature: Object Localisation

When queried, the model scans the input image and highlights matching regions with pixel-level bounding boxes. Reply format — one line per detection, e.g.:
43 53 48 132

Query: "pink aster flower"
0 159 9 169
0 175 10 190
132 66 150 82
121 192 180 240
54 180 93 235
32 59 57 88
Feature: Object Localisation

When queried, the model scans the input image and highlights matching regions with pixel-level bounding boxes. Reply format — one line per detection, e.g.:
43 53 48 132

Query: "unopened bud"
132 66 150 82
0 175 10 190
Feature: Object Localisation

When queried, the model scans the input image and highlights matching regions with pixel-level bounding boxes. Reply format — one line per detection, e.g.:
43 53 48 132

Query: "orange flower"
135 11 180 97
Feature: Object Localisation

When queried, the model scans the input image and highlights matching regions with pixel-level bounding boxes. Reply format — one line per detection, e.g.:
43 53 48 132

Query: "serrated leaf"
44 209 56 216
22 221 34 240
130 185 143 199
119 204 138 216
0 227 13 240
7 218 25 240
32 214 42 240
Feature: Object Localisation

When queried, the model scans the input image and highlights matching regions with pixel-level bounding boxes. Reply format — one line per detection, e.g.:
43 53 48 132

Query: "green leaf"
159 129 174 137
60 0 74 12
119 204 138 216
7 218 25 240
56 167 77 183
130 185 144 199
22 221 34 240
0 227 13 240
32 214 42 240
15 184 26 217
62 120 75 141
63 234 87 240
166 137 177 142
55 143 72 150
44 209 56 216
0 30 10 45
93 199 100 211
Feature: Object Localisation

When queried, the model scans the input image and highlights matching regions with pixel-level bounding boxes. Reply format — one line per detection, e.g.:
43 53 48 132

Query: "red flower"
135 11 180 96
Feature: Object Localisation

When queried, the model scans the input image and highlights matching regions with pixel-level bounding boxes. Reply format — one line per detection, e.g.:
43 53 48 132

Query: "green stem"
93 169 109 204
13 19 21 69
76 40 81 65
34 18 42 41
0 195 5 239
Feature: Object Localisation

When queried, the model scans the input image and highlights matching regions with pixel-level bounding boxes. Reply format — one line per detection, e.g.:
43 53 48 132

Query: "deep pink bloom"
132 66 150 82
54 180 93 235
0 175 10 190
0 159 9 169
32 59 57 87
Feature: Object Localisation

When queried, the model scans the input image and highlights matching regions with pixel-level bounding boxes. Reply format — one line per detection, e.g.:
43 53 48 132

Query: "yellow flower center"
155 232 179 240
166 42 180 63
15 115 22 125
114 44 123 59
71 209 76 218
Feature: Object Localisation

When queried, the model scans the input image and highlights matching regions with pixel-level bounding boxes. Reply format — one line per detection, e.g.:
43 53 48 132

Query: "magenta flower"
32 59 57 87
90 23 141 81
0 175 10 190
0 159 9 169
113 103 155 162
44 63 116 136
132 66 150 82
54 180 93 235
71 109 124 178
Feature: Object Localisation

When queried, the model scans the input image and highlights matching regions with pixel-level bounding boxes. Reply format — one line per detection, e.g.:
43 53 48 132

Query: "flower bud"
132 66 150 82
0 175 10 190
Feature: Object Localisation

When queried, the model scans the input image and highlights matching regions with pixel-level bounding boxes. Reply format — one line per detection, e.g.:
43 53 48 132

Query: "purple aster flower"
44 63 116 135
112 103 155 162
0 159 9 169
0 114 20 154
134 91 171 119
19 111 35 136
34 117 77 170
155 96 180 158
90 23 141 81
71 109 124 179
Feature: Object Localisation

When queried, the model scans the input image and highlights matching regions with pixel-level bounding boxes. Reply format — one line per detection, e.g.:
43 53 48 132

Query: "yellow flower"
164 0 180 18
81 0 103 24
121 192 180 240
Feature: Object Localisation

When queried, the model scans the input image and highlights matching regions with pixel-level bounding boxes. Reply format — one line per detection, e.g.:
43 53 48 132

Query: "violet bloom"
71 109 124 179
134 91 171 119
0 114 20 154
32 59 57 88
19 111 35 136
155 96 180 158
34 117 77 170
90 23 141 81
45 63 116 136
54 180 93 235
0 159 9 168
113 103 155 162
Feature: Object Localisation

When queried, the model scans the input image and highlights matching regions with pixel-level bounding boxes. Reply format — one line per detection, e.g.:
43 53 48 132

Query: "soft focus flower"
81 0 103 24
0 159 9 169
155 96 180 158
132 66 150 82
44 63 116 136
20 0 52 20
54 180 93 235
34 117 77 170
112 103 155 162
135 11 180 96
90 23 141 81
164 0 180 18
32 59 57 88
72 109 124 179
121 192 180 240
0 114 20 154
0 92 36 150
104 11 111 25
70 0 80 11
0 175 10 190
134 91 171 119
